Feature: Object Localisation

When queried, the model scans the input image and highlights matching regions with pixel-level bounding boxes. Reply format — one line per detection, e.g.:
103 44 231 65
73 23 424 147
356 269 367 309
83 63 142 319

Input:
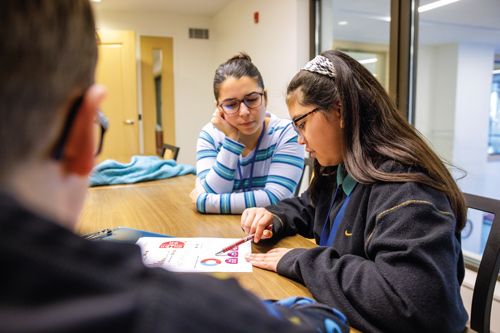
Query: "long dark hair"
287 50 466 232
213 52 264 100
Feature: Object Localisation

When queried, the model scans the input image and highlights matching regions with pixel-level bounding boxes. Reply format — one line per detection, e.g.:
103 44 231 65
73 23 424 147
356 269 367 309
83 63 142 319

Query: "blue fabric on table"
89 155 196 187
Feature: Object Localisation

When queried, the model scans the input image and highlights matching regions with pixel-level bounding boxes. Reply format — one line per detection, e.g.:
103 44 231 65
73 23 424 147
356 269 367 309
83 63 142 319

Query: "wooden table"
76 174 361 333
76 174 315 300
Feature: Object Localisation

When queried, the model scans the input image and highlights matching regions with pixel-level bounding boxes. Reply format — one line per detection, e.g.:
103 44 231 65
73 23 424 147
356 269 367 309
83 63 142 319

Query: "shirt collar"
337 163 357 195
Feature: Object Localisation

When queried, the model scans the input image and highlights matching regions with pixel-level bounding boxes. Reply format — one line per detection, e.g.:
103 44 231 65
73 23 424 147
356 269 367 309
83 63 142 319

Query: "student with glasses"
241 50 469 332
191 53 304 214
0 2 352 332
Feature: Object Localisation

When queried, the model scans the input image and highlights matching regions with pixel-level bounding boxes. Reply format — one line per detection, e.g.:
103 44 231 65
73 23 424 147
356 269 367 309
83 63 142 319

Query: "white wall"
94 1 309 167
93 10 215 167
212 0 310 120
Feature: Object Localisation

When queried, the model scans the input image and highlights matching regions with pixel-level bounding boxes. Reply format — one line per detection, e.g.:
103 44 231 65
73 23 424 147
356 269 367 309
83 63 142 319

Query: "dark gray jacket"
267 162 468 333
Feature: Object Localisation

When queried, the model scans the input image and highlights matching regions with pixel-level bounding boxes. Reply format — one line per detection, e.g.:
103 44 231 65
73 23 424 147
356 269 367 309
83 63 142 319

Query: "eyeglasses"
292 107 319 140
217 92 265 115
53 93 109 160
93 110 109 156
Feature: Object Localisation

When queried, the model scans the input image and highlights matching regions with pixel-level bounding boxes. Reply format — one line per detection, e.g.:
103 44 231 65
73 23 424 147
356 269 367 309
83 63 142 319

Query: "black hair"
213 52 264 101
287 50 466 232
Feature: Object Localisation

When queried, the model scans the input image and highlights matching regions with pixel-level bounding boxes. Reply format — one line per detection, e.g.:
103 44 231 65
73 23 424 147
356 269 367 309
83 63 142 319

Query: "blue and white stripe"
195 112 305 214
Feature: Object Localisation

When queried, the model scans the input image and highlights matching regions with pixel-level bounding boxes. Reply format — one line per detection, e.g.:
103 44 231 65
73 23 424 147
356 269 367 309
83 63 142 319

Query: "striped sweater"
195 112 304 214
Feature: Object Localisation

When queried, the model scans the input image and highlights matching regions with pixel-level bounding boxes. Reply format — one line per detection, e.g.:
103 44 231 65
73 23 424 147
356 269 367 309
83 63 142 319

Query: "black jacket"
267 162 468 333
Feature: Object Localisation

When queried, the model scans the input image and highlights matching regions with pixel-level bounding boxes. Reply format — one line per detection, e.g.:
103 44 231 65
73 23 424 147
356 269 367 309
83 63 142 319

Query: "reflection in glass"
462 207 495 263
153 49 163 156
153 49 163 127
488 65 500 155
415 0 500 263
340 50 387 89
330 0 390 90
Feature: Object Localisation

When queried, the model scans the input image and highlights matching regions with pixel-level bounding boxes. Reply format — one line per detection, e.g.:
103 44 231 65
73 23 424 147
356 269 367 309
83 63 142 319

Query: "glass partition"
414 0 500 262
329 0 391 90
489 63 500 155
322 0 500 264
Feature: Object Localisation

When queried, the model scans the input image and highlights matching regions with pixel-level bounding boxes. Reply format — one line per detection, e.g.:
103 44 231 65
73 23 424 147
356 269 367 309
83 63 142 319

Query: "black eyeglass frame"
217 91 266 115
292 107 320 139
52 94 108 160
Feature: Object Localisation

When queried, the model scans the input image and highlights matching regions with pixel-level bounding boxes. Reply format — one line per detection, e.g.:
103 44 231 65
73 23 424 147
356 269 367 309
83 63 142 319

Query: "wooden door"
140 36 175 156
95 30 139 163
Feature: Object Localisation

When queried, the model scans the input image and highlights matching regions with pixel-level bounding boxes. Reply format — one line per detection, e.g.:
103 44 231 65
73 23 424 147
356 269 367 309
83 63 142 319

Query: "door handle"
124 119 135 124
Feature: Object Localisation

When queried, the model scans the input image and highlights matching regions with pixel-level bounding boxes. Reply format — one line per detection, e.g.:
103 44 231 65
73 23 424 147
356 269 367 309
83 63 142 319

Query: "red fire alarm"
254 11 259 24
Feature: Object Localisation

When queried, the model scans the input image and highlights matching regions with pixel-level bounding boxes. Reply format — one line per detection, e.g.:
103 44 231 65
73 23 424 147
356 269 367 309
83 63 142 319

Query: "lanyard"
319 186 353 247
237 120 266 192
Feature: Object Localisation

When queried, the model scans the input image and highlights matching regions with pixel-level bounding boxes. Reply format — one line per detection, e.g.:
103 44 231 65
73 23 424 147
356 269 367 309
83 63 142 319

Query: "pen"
215 225 272 256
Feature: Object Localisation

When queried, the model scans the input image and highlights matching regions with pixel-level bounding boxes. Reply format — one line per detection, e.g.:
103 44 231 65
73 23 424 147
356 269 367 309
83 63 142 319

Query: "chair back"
294 157 314 197
463 192 500 333
162 143 180 161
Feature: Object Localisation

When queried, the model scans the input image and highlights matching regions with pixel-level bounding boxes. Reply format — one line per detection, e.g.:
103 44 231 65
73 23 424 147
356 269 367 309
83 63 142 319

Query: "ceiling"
332 0 500 48
90 0 233 16
91 0 500 50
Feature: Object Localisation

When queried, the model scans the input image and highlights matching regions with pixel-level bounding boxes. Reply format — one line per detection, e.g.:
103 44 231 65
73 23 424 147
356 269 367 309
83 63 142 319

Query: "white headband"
301 55 336 78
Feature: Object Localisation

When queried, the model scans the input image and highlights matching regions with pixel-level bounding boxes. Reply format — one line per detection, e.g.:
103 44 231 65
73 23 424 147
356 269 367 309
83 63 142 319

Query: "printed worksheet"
135 237 253 272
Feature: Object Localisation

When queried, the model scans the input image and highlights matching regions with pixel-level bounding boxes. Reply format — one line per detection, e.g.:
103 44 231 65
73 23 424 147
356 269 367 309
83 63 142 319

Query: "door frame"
140 36 175 156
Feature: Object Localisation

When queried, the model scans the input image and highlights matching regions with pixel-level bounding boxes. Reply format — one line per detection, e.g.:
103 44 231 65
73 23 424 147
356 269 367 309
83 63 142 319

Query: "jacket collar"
337 163 357 195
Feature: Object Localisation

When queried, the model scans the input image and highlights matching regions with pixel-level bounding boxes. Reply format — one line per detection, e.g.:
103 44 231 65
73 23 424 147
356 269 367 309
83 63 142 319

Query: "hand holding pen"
240 207 275 243
215 225 273 256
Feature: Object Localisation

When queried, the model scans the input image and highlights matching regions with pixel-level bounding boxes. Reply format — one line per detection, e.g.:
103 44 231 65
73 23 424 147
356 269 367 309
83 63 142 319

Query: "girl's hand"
241 207 274 243
211 108 239 141
245 248 293 272
189 178 206 207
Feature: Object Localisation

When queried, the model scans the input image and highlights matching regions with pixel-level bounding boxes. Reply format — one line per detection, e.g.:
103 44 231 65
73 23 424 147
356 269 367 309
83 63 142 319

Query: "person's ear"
336 103 344 128
264 89 268 108
63 84 106 176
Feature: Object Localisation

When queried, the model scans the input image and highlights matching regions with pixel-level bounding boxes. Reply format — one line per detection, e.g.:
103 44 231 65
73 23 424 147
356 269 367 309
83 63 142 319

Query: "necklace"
237 120 266 192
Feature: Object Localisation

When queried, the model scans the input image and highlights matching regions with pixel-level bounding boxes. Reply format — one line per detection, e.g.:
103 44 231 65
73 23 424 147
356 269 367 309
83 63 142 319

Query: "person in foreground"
242 50 469 333
0 2 351 332
190 53 304 214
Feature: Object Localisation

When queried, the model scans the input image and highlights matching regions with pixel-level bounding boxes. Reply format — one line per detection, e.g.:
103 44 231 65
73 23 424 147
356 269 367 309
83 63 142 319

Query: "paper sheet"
136 237 253 272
